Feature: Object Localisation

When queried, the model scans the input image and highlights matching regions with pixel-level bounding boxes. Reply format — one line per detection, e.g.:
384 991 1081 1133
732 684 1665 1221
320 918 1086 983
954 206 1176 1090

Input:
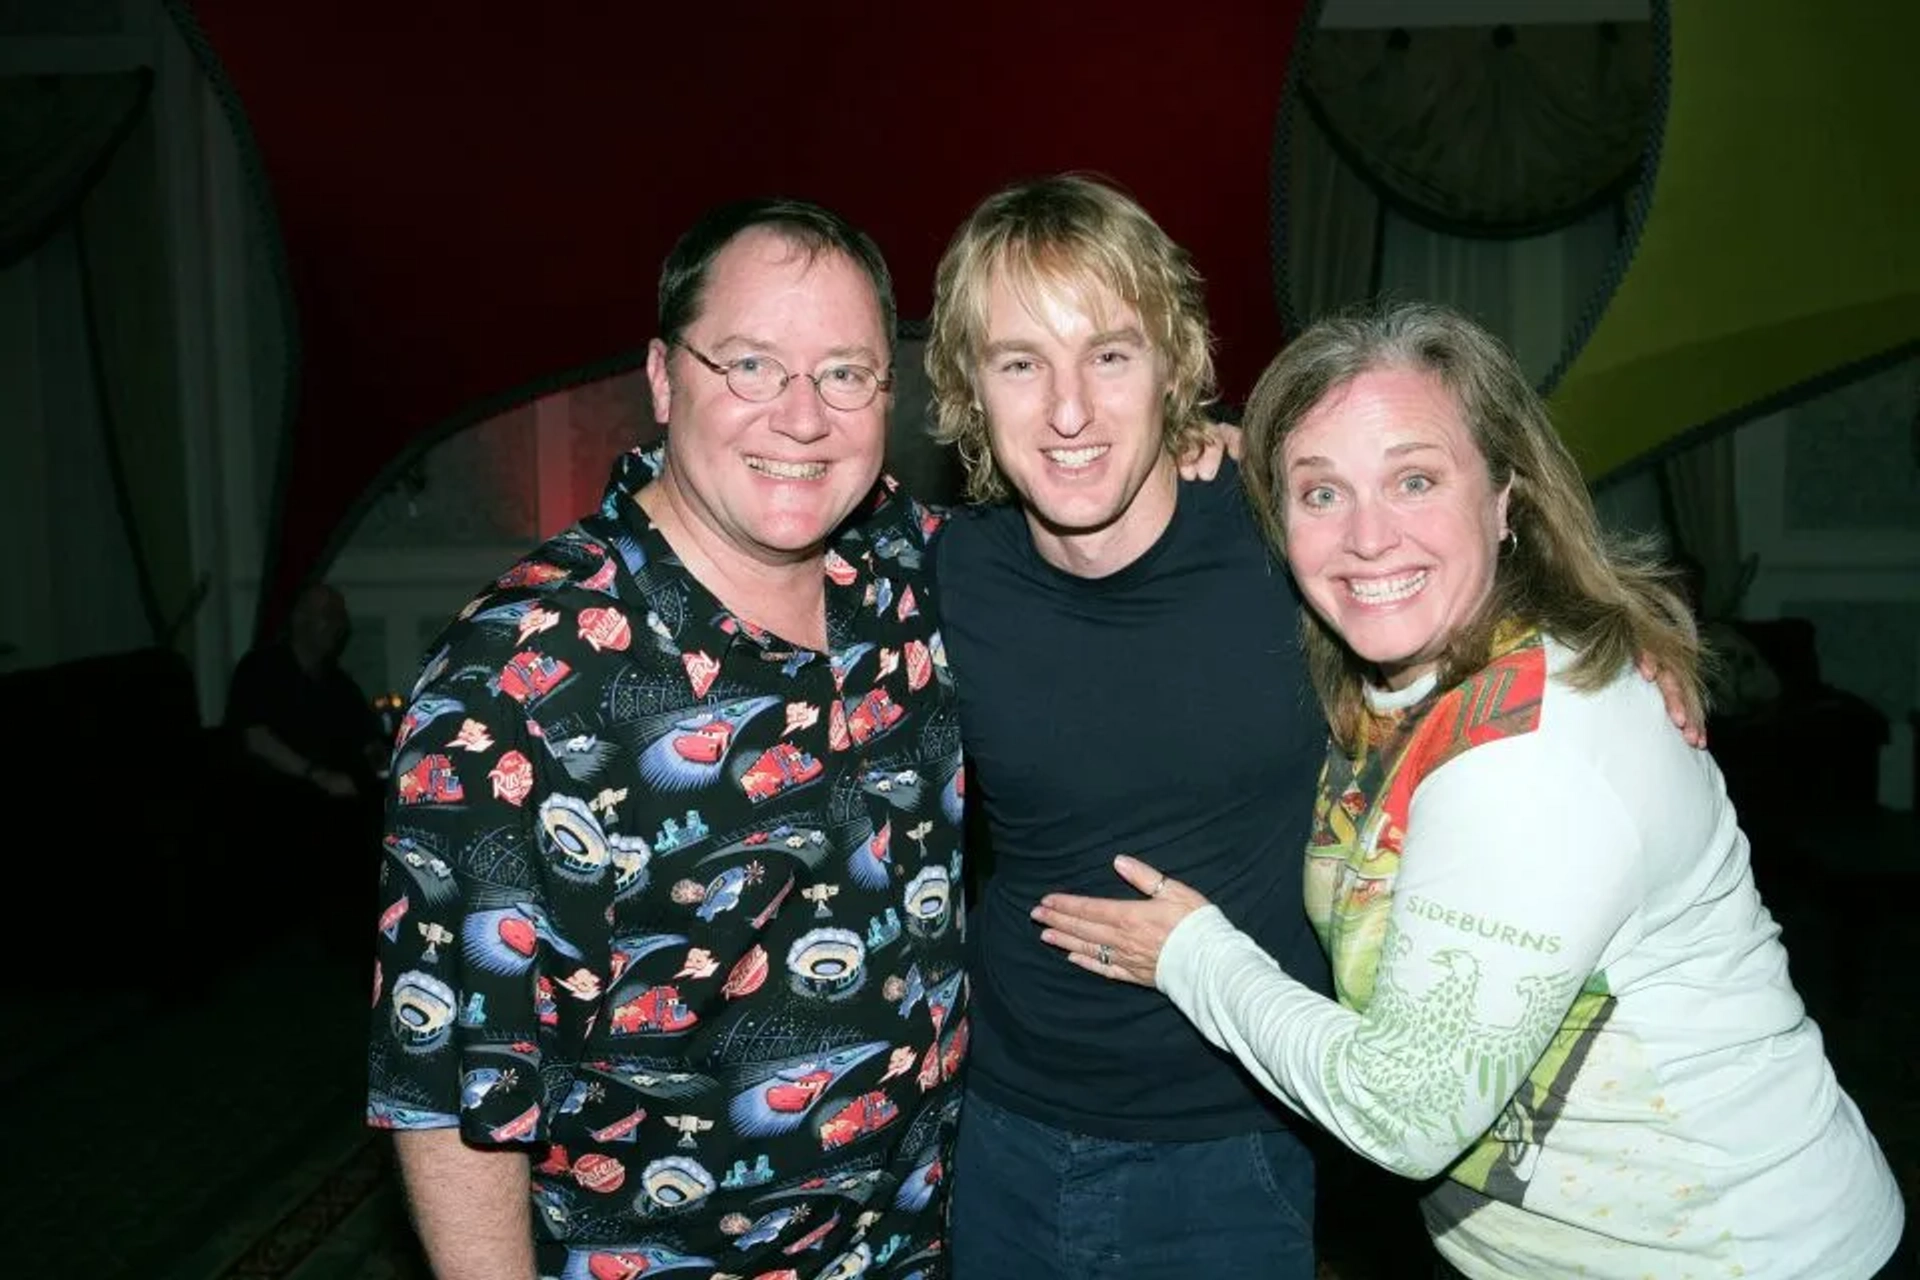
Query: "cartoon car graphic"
819 1090 899 1149
733 1204 807 1249
492 650 571 703
741 743 823 803
366 1096 455 1129
404 848 452 878
610 984 697 1034
396 753 464 805
845 688 904 744
583 1245 715 1279
671 717 734 765
764 1067 835 1113
496 559 569 591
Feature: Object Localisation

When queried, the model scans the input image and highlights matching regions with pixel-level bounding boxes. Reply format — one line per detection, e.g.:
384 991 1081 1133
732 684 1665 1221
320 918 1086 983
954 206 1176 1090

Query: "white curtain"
1660 433 1746 618
0 226 151 670
1284 105 1382 328
1374 202 1620 389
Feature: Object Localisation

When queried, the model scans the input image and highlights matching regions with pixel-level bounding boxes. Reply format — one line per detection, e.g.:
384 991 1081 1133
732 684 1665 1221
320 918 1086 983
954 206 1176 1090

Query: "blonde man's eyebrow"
980 338 1041 361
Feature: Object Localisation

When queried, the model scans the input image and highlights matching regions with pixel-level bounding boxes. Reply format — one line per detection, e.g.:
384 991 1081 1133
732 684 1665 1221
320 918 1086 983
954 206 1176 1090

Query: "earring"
1500 528 1520 556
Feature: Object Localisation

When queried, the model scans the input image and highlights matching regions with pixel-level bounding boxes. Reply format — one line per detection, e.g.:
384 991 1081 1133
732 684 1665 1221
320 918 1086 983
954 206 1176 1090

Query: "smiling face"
1281 366 1511 690
645 227 890 570
973 268 1177 577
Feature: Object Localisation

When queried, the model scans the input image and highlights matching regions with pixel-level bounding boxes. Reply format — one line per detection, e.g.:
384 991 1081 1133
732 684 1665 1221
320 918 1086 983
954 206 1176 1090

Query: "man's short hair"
657 198 898 360
924 174 1216 503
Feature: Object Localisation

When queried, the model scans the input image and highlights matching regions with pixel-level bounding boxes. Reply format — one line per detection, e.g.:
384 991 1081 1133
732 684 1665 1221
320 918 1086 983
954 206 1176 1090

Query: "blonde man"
924 174 1329 1279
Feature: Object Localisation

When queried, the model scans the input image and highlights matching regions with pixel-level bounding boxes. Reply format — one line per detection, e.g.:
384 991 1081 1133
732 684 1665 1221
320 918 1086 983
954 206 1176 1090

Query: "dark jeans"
950 1091 1315 1280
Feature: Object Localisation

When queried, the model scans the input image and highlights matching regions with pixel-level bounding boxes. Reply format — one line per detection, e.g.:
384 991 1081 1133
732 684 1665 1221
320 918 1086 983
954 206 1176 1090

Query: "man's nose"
771 374 832 442
1047 367 1089 437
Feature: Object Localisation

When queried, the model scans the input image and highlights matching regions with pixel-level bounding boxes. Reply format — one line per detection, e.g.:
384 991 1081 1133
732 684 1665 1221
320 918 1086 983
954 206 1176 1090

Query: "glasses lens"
726 355 785 402
817 365 879 411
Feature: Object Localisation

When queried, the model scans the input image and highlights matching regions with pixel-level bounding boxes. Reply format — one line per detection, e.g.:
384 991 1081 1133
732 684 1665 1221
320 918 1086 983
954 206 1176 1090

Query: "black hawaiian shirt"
367 447 967 1280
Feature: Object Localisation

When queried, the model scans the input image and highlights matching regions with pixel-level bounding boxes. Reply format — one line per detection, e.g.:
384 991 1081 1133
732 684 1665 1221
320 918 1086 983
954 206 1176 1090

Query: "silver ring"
1148 875 1168 899
1097 943 1113 967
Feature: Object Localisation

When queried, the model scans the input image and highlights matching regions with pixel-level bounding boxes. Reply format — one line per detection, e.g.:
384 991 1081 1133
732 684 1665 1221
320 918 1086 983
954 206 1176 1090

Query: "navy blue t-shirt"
932 461 1332 1140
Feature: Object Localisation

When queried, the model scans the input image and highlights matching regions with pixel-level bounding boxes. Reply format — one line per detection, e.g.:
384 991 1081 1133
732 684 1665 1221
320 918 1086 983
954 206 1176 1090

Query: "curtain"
1303 22 1652 236
0 71 151 269
1280 102 1381 329
76 100 197 648
1375 201 1621 390
1659 433 1746 618
0 71 195 652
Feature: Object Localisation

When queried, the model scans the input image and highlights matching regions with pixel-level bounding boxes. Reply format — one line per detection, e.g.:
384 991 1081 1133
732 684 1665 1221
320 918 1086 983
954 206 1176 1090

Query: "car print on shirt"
610 984 697 1035
844 688 905 744
740 743 824 803
818 1089 899 1149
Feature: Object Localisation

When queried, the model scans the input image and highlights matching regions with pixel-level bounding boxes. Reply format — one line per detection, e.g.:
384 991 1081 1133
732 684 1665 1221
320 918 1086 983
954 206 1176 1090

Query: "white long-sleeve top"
1158 633 1904 1279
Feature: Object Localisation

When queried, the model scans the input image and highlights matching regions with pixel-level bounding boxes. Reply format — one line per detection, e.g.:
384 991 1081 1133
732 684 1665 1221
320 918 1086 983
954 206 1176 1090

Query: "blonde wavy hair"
924 174 1216 503
1240 300 1702 750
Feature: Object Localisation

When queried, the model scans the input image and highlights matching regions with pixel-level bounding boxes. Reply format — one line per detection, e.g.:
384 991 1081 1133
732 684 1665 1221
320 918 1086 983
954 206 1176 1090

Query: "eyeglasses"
675 340 892 412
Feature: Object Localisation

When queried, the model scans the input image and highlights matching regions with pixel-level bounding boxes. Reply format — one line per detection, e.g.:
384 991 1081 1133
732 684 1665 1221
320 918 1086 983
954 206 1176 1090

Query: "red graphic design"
824 551 858 586
396 754 464 804
573 1152 626 1192
672 717 734 765
846 688 904 744
490 750 534 805
741 743 824 803
819 1090 899 1149
905 639 932 691
683 650 720 698
496 650 572 703
578 606 632 652
611 985 697 1034
723 945 770 999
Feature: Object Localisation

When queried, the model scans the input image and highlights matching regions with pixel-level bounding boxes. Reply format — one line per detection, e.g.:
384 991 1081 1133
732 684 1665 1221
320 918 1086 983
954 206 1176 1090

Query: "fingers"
1112 854 1165 895
1177 442 1224 482
1063 947 1150 986
1036 924 1107 963
1035 892 1129 926
1216 423 1246 461
1037 926 1150 987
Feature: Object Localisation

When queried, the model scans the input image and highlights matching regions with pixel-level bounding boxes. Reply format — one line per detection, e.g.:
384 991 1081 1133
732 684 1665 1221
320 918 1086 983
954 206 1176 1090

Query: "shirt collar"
593 444 903 656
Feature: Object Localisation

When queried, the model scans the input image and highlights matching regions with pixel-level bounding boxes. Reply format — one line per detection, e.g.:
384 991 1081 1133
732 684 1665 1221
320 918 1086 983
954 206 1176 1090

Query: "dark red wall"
178 2 1309 633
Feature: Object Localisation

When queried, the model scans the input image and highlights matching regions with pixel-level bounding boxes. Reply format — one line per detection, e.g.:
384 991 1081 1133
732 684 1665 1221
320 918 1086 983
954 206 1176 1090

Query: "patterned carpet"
3 824 1910 1280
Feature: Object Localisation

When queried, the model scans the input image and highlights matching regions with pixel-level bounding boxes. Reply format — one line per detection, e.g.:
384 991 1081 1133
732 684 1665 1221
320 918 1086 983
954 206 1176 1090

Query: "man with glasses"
368 198 967 1278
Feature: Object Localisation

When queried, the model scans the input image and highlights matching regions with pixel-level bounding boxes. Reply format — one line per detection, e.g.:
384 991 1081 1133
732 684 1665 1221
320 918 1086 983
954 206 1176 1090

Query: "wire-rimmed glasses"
676 340 891 412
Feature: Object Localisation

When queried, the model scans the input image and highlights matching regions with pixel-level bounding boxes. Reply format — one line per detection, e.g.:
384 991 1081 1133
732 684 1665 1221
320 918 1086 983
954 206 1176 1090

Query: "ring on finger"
1148 875 1168 898
1097 943 1113 967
